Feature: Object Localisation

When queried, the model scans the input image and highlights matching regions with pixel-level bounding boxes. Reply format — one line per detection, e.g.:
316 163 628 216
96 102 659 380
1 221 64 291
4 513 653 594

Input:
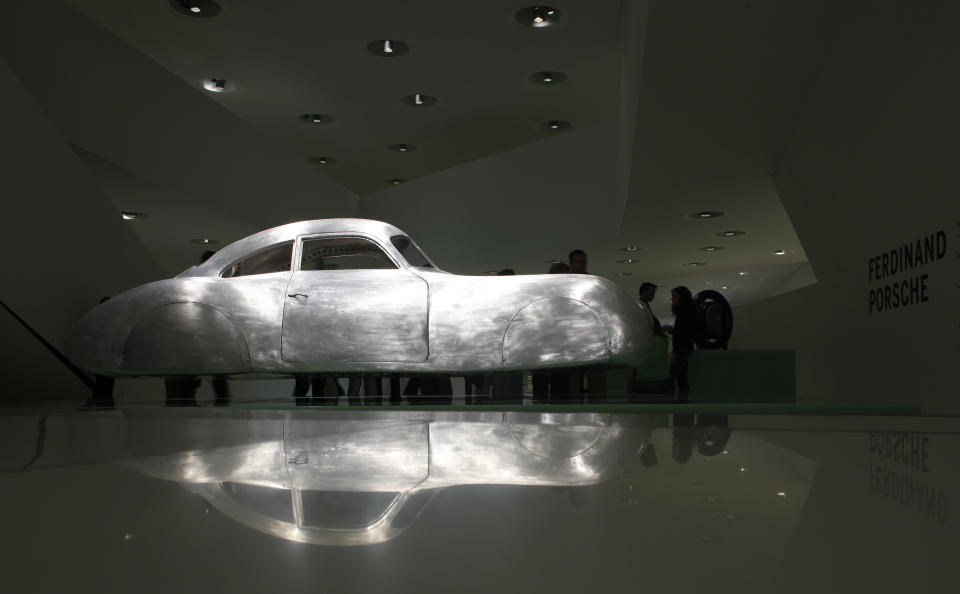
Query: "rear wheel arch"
121 302 251 375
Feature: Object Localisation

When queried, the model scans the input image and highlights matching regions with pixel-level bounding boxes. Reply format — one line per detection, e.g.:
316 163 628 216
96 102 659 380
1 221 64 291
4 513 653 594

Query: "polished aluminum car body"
66 219 651 377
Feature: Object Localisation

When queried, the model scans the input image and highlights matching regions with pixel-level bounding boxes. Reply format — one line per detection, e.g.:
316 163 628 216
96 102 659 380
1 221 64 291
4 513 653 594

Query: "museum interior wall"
0 57 161 402
0 0 358 273
731 2 959 414
359 120 622 274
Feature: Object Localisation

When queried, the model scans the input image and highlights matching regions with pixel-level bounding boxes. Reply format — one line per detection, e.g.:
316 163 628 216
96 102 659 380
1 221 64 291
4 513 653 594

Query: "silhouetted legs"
165 377 200 406
80 374 116 410
212 375 230 407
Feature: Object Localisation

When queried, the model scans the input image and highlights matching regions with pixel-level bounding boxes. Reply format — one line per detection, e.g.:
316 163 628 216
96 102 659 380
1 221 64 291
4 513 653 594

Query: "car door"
281 234 429 363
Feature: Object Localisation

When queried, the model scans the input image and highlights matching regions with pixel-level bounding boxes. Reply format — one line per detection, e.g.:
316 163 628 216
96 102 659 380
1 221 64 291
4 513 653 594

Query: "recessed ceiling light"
721 286 728 290
616 259 636 264
190 238 219 245
738 271 748 276
367 39 410 57
516 6 563 28
201 78 236 93
401 93 438 107
528 71 568 85
388 144 418 153
541 120 571 131
691 210 724 219
386 178 406 185
776 492 788 498
120 211 148 220
772 249 786 255
684 262 707 267
698 246 724 252
307 156 337 165
716 230 746 237
619 246 640 252
299 114 334 125
170 0 221 18
739 466 750 472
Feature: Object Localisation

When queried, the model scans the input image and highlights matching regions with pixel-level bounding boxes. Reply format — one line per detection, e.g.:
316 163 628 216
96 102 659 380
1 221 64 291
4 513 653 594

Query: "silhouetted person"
533 261 574 403
491 372 524 404
294 375 343 405
637 282 664 336
347 375 382 406
466 374 492 404
165 377 200 407
568 249 588 275
80 374 116 410
388 376 402 405
667 286 696 400
404 376 452 405
566 249 605 402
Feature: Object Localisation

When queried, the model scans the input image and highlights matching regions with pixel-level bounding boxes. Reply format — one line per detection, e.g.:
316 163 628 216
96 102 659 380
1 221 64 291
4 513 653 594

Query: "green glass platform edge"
232 402 923 416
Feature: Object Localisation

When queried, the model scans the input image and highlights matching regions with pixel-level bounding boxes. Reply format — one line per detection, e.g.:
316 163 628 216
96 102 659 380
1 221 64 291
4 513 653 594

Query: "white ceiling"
14 0 842 310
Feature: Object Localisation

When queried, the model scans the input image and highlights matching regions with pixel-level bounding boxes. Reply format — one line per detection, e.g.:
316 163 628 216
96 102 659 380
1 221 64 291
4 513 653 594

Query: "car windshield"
390 235 434 268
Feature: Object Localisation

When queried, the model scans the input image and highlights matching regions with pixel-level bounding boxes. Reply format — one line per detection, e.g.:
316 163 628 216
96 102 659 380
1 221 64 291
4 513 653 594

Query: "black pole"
0 298 96 391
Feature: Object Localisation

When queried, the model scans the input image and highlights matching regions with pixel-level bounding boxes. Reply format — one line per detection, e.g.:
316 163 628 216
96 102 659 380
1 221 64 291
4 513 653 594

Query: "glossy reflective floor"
0 404 956 593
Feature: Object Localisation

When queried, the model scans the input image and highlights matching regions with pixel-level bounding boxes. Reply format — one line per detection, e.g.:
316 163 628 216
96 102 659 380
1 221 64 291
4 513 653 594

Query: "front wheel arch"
500 297 611 370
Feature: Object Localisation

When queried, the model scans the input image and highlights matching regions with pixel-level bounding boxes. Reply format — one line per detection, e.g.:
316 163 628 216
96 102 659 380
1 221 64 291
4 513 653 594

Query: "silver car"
66 219 651 378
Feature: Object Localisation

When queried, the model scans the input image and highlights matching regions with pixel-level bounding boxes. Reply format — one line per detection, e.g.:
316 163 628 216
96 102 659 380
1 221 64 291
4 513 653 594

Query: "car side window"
300 237 397 271
221 241 293 278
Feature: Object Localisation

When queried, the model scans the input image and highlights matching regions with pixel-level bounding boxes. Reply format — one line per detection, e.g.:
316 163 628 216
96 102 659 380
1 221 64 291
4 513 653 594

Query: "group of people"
634 280 697 401
537 249 699 403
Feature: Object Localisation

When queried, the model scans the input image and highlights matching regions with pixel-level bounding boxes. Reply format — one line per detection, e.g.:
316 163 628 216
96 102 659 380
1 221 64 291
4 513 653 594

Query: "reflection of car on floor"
66 219 651 379
120 412 652 545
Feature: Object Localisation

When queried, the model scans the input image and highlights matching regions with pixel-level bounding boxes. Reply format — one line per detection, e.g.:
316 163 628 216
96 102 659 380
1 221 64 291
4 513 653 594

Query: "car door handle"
287 293 308 300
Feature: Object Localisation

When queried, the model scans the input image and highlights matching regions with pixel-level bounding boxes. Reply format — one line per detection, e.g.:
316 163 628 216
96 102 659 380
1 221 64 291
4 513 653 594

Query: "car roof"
178 218 408 278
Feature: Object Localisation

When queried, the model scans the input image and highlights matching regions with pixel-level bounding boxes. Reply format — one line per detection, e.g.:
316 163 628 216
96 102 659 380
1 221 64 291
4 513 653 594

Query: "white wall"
732 2 960 414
